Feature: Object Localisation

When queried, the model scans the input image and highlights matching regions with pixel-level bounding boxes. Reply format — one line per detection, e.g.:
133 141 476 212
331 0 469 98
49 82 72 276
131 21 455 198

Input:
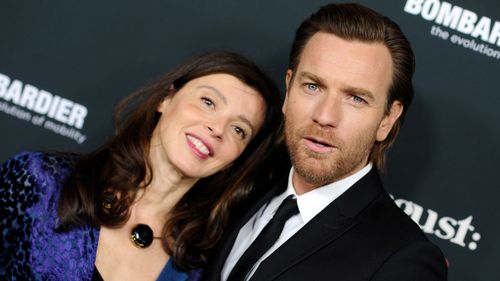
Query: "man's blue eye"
306 84 318 91
352 96 365 103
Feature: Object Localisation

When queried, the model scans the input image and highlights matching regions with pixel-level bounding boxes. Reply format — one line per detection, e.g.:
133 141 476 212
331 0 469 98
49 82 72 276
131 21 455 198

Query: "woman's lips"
186 134 212 159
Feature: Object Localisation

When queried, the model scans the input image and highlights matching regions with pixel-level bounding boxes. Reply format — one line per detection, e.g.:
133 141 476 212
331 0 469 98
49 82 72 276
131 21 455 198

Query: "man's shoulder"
359 192 428 241
343 169 426 242
359 192 448 279
351 190 446 266
347 192 447 278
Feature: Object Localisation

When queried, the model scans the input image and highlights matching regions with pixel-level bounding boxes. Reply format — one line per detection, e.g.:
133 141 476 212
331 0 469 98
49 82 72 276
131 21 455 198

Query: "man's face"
283 32 402 194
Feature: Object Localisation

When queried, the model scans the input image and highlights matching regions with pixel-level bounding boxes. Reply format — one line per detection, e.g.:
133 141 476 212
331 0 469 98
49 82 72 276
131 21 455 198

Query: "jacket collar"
204 168 384 281
249 168 384 280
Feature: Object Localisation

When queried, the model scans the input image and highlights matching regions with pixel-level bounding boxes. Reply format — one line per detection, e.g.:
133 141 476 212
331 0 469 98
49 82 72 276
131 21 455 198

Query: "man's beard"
284 117 375 187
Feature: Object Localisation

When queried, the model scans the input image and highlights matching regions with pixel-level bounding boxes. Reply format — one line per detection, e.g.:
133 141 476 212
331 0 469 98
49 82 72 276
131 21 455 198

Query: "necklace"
130 224 160 248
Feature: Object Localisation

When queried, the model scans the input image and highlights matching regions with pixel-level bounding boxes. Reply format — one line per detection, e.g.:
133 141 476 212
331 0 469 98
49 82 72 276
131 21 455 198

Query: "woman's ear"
157 85 175 113
157 97 171 113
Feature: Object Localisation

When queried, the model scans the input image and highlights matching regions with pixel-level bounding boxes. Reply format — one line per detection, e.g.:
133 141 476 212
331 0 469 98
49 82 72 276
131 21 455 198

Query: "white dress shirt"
221 163 373 281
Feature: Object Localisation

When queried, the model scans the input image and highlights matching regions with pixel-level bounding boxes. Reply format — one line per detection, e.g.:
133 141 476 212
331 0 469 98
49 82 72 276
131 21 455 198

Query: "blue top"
158 260 189 281
0 152 201 280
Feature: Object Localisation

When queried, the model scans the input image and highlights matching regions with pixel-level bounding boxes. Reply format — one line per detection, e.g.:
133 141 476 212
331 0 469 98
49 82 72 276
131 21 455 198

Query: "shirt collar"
285 163 373 224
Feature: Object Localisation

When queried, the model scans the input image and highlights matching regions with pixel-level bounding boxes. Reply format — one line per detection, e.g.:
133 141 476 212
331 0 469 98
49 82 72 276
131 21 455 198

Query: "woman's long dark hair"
57 51 283 270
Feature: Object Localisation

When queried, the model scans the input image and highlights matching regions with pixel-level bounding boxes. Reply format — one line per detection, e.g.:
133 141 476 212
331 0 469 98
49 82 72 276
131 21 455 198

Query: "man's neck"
291 163 373 195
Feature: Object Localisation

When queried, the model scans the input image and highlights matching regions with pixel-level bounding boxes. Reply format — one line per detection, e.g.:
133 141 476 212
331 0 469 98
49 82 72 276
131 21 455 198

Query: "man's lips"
303 136 336 153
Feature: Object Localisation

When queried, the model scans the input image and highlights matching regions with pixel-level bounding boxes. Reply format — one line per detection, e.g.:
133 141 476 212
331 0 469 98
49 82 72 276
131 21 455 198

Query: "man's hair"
289 3 415 170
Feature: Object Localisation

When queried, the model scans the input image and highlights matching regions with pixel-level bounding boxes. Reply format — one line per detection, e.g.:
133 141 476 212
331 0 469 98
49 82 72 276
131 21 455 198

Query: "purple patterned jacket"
0 152 200 281
0 152 98 280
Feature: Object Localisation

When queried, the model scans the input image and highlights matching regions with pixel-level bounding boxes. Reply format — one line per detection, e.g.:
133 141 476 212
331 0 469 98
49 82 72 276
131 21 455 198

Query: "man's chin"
294 152 332 168
293 161 334 184
294 168 333 187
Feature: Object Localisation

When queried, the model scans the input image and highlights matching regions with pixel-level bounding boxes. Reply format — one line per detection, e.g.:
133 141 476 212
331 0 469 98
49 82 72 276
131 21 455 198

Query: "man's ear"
376 100 403 142
283 69 293 114
285 69 293 92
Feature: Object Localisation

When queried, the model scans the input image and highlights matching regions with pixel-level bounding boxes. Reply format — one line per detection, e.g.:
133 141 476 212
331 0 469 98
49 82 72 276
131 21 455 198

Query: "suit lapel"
204 177 288 280
249 169 385 281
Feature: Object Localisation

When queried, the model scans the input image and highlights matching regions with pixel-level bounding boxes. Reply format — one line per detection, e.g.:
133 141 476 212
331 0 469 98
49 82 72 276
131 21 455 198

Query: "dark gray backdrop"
1 0 499 280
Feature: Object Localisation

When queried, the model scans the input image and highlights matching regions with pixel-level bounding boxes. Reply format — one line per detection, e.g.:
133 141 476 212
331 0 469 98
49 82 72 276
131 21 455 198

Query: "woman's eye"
233 126 247 139
201 97 215 108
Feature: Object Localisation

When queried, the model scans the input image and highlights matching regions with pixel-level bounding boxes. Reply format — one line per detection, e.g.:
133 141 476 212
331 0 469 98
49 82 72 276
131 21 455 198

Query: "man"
204 3 447 281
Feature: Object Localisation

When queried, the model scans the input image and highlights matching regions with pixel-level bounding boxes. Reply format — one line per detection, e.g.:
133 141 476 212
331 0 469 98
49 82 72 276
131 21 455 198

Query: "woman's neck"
133 174 194 222
131 143 198 224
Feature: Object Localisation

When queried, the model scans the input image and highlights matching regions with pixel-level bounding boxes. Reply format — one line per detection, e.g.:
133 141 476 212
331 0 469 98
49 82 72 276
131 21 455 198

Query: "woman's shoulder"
0 151 93 280
1 151 74 205
0 150 81 217
1 150 80 170
0 151 80 186
0 150 80 205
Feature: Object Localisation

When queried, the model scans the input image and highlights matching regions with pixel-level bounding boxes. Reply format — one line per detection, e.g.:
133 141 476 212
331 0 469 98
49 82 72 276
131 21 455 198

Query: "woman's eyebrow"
197 86 227 104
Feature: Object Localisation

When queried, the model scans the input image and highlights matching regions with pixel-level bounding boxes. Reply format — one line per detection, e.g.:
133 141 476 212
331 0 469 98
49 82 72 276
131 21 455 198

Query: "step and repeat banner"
1 1 498 280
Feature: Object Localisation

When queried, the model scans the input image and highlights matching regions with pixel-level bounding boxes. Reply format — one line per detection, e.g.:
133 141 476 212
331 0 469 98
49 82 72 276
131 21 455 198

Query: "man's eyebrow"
197 86 227 104
297 72 327 88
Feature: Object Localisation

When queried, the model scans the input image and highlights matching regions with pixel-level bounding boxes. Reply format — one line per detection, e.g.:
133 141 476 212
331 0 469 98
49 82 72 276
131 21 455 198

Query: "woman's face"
151 73 266 179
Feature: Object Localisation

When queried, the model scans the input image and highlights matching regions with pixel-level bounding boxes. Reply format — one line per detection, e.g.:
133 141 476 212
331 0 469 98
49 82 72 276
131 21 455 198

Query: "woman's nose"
206 123 223 141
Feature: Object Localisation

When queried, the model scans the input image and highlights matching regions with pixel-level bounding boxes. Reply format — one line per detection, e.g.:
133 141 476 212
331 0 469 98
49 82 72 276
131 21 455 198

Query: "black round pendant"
130 224 154 248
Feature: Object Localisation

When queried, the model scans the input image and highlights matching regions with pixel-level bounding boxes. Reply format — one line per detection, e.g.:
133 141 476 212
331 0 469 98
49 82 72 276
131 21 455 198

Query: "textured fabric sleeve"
371 240 448 281
0 152 40 279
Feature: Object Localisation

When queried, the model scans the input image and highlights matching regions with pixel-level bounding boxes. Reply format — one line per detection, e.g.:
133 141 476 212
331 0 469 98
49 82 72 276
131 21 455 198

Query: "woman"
0 51 283 280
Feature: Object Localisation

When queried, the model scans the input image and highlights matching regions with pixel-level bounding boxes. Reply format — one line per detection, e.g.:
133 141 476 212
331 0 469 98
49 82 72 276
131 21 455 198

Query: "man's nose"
311 94 341 128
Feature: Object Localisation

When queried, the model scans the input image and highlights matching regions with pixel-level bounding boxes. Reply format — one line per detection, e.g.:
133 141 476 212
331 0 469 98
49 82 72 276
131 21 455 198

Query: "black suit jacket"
204 169 448 281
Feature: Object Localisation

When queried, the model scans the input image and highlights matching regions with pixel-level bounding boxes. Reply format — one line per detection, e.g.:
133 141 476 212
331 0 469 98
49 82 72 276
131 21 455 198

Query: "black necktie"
227 195 299 281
